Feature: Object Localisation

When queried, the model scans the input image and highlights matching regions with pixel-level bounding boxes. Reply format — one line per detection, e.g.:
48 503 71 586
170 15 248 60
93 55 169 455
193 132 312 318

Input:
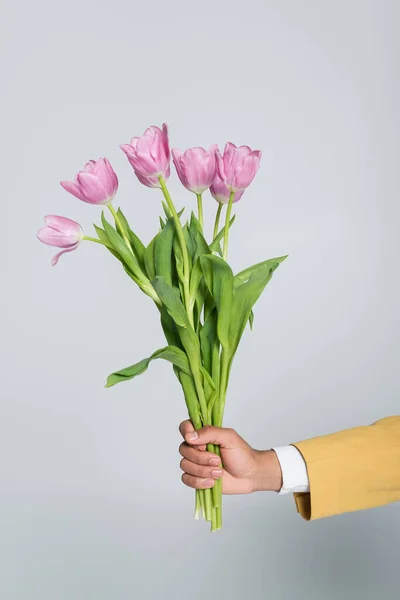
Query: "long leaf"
209 215 236 253
199 308 218 375
101 212 142 276
229 256 287 358
144 234 157 281
93 225 121 261
189 212 210 261
234 256 288 288
105 345 191 388
116 208 145 267
152 276 189 328
200 255 234 349
154 219 175 286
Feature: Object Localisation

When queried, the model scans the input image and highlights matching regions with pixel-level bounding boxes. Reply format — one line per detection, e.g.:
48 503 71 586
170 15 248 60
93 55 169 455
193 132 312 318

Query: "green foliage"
154 219 175 286
209 215 236 255
116 208 146 267
100 212 144 280
200 255 234 350
229 256 287 358
106 345 191 388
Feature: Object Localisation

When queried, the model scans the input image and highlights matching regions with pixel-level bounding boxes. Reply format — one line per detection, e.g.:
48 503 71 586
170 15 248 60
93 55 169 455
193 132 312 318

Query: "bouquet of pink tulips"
37 123 286 532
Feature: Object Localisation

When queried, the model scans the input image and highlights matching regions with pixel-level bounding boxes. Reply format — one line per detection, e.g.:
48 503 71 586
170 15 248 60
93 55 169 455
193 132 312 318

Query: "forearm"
292 416 400 520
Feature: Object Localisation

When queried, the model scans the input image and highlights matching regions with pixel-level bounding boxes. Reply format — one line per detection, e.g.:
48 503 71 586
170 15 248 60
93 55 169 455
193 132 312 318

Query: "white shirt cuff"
272 445 310 495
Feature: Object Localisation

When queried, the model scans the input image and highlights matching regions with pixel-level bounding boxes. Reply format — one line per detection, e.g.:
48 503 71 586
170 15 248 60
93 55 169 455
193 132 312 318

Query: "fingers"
180 458 223 481
179 420 206 451
179 442 220 466
181 473 216 489
178 429 223 489
179 420 194 438
181 423 240 449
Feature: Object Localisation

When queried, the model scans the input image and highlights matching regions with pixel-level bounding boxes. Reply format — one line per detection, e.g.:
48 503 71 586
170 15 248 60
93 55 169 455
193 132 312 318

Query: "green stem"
198 489 205 519
213 203 223 242
159 176 193 327
215 505 222 531
196 193 204 230
204 488 213 522
223 192 235 261
215 348 230 427
108 204 132 250
83 236 105 245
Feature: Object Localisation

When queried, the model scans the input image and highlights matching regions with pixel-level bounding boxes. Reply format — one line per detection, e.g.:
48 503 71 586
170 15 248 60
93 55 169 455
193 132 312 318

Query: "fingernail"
187 432 199 442
209 457 220 466
204 479 214 487
211 469 223 478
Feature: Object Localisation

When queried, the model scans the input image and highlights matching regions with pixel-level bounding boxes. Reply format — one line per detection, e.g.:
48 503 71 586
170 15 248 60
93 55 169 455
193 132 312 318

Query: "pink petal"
83 160 97 172
60 180 86 201
51 243 79 266
44 215 82 234
97 157 118 198
215 149 226 182
76 171 110 204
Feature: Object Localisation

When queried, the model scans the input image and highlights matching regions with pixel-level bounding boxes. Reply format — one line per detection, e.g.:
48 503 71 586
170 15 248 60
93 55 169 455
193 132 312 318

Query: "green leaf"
182 224 195 267
200 366 216 409
116 208 145 267
152 276 189 328
162 201 171 220
189 212 210 261
159 216 165 229
189 258 203 306
200 255 234 349
93 225 121 261
101 212 142 276
154 219 175 286
105 345 191 388
199 308 218 375
160 307 182 349
172 235 185 281
93 225 112 249
209 215 236 254
234 256 288 288
144 234 157 281
177 371 203 429
229 256 287 357
249 309 255 331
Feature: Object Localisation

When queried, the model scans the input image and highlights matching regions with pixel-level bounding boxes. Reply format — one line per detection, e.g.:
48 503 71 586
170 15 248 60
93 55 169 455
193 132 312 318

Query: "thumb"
184 425 240 449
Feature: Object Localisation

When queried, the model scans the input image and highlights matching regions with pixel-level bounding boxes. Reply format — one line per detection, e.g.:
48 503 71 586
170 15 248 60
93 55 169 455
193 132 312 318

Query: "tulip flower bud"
61 158 118 205
37 215 83 266
216 142 261 192
120 123 170 186
210 174 244 204
172 145 217 194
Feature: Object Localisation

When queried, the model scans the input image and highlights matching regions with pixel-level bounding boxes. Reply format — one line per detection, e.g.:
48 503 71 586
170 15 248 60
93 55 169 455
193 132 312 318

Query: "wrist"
251 449 283 493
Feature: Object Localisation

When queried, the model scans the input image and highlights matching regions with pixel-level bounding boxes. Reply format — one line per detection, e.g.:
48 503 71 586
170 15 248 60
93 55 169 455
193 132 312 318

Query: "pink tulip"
124 159 171 189
210 174 244 205
172 145 217 194
61 158 118 205
37 215 83 266
120 123 170 186
216 142 261 192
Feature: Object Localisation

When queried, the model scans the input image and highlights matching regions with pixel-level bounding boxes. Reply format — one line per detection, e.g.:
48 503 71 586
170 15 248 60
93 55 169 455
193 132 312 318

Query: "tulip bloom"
120 123 170 186
37 215 83 266
210 174 244 205
61 158 118 205
172 145 217 194
216 143 261 192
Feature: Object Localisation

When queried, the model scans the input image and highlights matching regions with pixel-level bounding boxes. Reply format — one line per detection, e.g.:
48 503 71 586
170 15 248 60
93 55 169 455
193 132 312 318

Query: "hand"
179 420 283 495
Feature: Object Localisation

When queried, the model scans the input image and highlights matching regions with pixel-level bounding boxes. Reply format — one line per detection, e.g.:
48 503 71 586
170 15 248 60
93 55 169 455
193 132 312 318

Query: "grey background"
1 0 399 598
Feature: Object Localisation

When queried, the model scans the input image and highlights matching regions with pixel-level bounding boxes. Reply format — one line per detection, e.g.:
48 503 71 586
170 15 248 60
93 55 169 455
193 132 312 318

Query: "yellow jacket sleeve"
292 416 400 520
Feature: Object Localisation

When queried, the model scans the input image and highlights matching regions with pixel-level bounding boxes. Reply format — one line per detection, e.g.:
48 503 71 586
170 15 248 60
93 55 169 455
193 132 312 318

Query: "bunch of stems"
84 180 235 532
